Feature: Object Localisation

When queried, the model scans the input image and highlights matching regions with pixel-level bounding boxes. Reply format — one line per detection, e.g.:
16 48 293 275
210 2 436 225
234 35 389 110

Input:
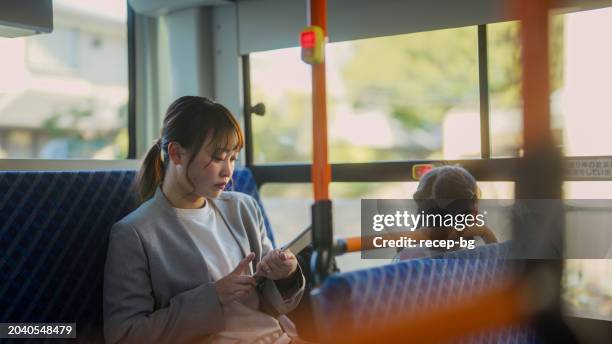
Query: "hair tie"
156 138 165 162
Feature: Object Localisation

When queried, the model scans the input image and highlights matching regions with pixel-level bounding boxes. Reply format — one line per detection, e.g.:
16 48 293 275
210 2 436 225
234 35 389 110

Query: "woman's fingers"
233 290 249 299
255 249 298 280
231 252 255 276
215 257 258 305
233 275 256 286
271 250 295 270
257 259 272 275
232 282 255 293
226 289 250 303
279 249 295 261
223 280 255 303
284 249 295 257
267 253 287 272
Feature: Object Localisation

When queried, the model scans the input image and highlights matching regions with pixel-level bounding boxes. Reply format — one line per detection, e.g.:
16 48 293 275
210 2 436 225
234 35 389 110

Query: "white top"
175 201 285 344
175 203 242 281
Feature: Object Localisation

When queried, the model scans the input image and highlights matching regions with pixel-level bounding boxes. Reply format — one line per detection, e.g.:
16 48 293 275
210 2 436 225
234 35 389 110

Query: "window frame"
127 3 136 159
242 23 612 186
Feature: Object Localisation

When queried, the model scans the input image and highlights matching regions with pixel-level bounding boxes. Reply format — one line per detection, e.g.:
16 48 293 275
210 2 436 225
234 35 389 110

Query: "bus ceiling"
2 0 612 41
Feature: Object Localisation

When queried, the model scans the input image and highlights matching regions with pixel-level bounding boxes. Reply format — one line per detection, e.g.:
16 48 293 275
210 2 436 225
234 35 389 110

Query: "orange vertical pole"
307 0 333 284
515 1 566 340
310 0 331 201
519 0 554 152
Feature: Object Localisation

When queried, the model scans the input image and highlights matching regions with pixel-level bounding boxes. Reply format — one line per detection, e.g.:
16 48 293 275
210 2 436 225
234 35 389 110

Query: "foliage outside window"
251 26 480 164
488 18 564 157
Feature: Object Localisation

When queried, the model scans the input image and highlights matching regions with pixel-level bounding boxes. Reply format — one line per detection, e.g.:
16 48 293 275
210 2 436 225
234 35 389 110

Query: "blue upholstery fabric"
227 168 275 247
313 242 538 343
0 168 271 343
0 170 137 344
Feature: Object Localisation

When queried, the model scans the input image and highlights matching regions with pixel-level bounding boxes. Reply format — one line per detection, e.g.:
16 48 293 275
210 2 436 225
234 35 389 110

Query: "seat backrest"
0 167 271 343
312 242 538 343
227 168 275 246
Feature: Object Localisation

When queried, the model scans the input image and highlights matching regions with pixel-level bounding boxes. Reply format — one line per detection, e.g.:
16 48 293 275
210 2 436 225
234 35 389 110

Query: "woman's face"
180 141 238 199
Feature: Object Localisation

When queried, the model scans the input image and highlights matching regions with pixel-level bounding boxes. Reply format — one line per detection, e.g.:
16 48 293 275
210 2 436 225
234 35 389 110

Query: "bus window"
478 181 515 199
487 20 523 157
250 26 481 164
487 18 564 157
489 8 612 158
250 48 312 164
260 182 421 271
0 0 128 159
259 183 312 246
563 181 612 321
556 8 612 157
331 182 418 271
564 260 612 321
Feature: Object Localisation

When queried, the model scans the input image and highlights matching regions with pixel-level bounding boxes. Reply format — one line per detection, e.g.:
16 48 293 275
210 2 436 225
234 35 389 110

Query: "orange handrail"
335 225 495 254
335 231 430 254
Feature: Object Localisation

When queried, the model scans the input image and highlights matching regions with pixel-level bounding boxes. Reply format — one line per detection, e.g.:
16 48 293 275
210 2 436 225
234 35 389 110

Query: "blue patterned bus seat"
0 168 271 343
312 242 538 343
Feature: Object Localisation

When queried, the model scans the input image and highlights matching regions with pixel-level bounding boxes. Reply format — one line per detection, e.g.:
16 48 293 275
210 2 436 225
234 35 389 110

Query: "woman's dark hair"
413 165 480 233
136 96 244 203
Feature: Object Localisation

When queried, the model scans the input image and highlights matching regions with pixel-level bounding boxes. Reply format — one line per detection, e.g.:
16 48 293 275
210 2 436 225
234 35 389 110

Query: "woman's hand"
255 249 297 280
214 252 256 305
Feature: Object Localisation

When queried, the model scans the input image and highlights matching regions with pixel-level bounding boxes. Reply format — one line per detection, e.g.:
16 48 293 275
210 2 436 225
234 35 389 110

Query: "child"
395 165 498 260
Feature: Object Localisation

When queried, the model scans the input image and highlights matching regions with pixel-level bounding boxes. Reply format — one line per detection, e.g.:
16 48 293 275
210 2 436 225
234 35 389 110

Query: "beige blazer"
103 188 304 344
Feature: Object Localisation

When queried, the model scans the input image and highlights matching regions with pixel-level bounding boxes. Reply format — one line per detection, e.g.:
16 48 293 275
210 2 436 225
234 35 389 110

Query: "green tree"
487 18 564 108
252 90 312 163
343 26 479 130
342 19 564 131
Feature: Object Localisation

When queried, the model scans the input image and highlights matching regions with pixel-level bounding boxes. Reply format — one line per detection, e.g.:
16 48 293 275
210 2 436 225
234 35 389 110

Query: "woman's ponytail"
136 138 166 204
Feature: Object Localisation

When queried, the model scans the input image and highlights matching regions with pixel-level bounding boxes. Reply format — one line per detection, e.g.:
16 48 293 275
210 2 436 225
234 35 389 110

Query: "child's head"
414 165 480 233
414 165 479 202
137 96 243 202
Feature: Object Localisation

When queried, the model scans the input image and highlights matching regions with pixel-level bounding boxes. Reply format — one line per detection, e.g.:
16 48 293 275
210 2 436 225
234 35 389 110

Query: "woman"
104 96 304 344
